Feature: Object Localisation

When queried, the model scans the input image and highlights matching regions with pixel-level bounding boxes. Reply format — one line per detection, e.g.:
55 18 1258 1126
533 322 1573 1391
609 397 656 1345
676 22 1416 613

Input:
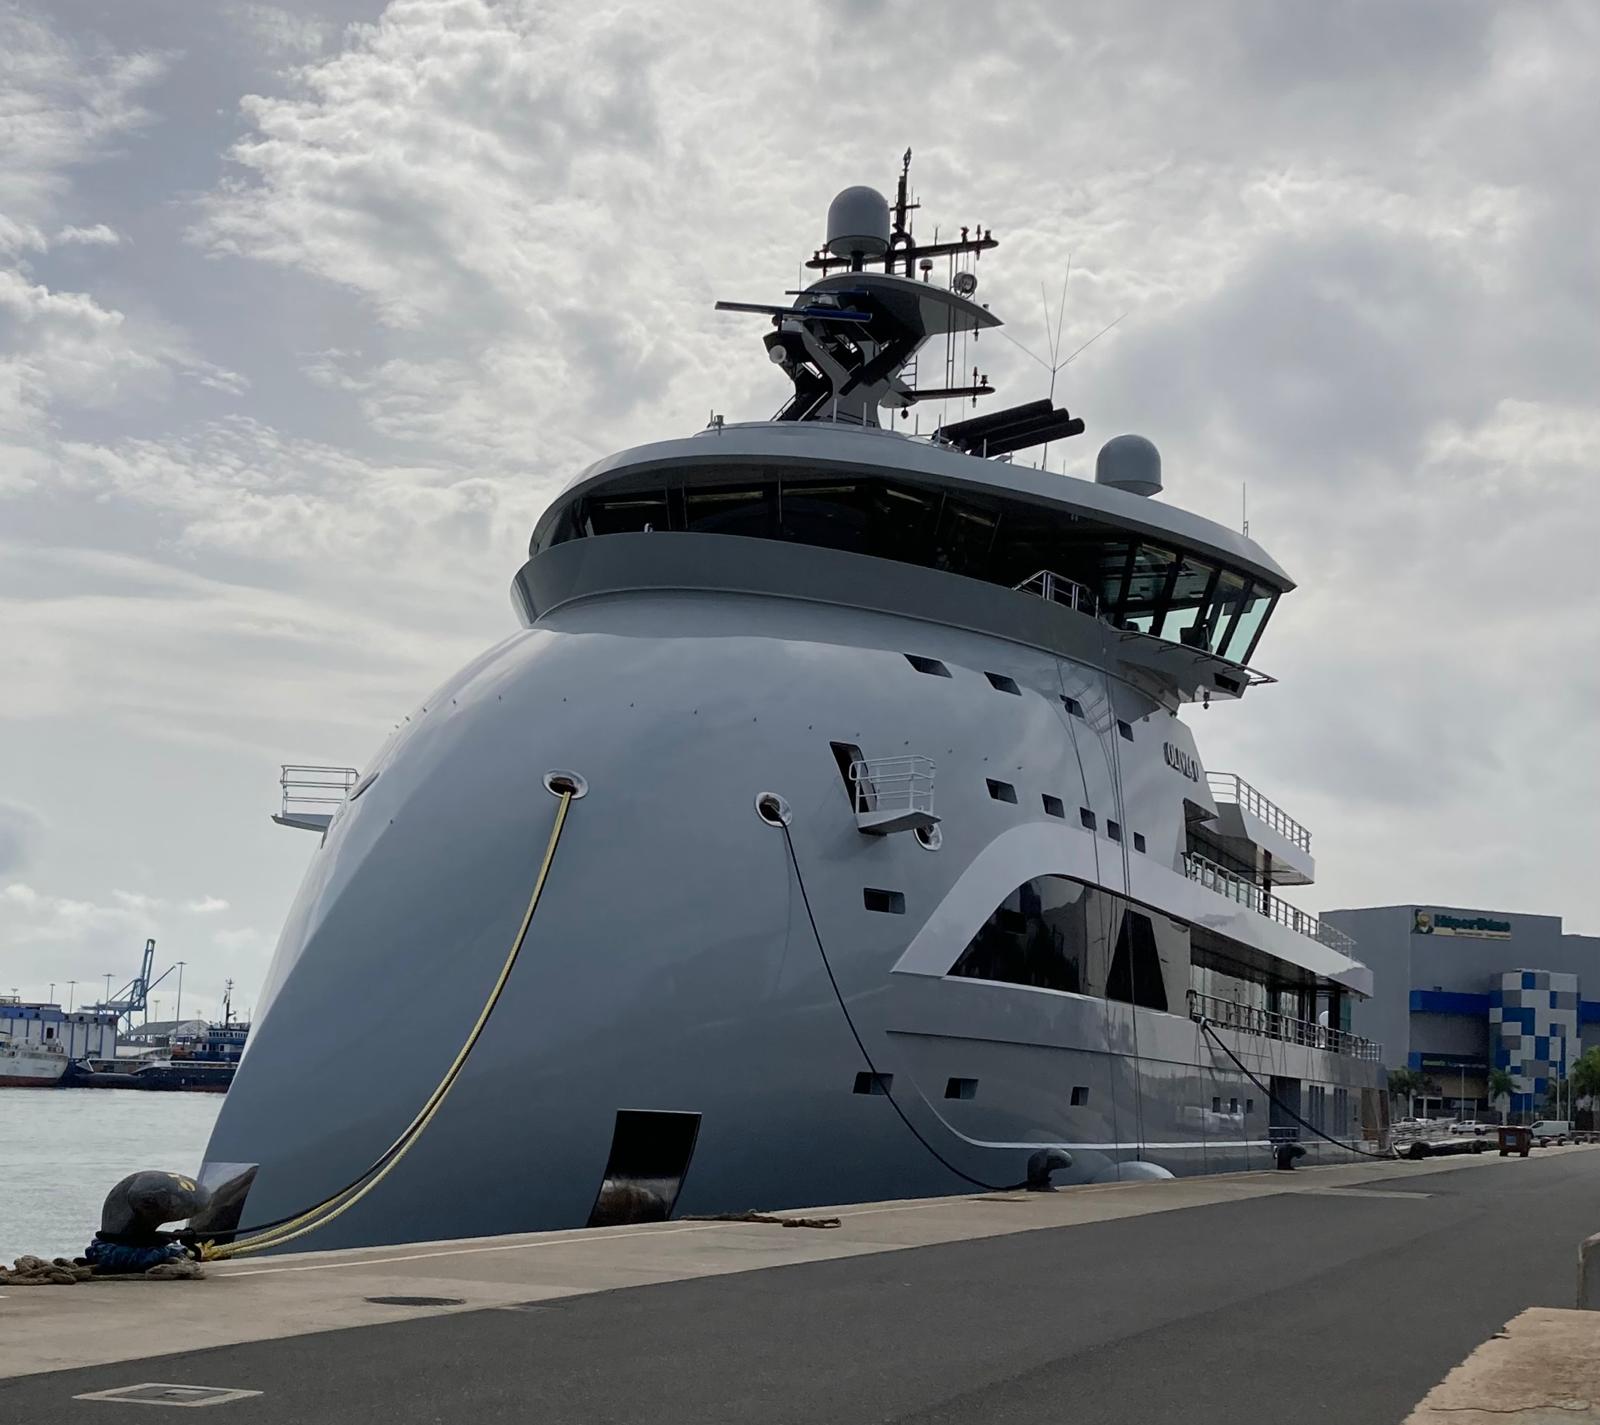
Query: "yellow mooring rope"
201 789 575 1260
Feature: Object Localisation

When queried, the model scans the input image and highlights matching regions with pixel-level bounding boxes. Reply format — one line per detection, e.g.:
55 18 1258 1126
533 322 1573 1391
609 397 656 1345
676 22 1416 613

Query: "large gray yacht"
199 158 1388 1250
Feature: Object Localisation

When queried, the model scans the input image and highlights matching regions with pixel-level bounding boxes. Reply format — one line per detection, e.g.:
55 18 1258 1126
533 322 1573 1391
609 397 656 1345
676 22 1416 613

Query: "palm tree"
1570 1048 1600 1129
1388 1067 1425 1119
1488 1067 1515 1124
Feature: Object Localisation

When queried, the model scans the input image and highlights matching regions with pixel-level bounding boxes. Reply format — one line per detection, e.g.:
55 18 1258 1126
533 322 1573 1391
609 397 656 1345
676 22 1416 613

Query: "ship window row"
539 468 1281 665
946 875 1174 1011
948 879 1332 1022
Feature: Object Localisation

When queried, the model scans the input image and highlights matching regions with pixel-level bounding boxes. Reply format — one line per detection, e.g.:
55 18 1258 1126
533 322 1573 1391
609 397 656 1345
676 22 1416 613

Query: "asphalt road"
9 1150 1598 1425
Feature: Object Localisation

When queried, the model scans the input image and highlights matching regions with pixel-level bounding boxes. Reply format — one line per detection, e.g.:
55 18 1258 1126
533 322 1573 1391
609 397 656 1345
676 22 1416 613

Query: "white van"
1530 1120 1571 1142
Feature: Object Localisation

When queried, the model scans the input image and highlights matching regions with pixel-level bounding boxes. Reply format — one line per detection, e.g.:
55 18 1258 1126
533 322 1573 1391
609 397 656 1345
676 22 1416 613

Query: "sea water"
0 1090 223 1262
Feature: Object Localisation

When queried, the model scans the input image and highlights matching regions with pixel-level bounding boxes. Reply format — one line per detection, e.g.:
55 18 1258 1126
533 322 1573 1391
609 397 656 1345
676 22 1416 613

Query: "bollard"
1580 1233 1600 1310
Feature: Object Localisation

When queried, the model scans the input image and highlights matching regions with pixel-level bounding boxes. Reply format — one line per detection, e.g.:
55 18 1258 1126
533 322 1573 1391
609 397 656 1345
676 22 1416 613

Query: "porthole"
754 791 792 827
915 823 943 851
543 769 588 800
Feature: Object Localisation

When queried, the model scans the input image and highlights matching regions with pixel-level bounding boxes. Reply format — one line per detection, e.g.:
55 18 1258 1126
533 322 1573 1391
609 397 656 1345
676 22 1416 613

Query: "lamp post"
67 980 76 1013
175 961 185 1022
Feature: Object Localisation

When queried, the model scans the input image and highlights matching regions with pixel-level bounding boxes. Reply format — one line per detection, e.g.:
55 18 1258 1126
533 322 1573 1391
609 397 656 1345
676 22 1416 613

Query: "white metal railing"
1188 989 1381 1062
1012 570 1099 616
1183 852 1357 956
1207 772 1312 854
280 765 358 819
848 756 935 818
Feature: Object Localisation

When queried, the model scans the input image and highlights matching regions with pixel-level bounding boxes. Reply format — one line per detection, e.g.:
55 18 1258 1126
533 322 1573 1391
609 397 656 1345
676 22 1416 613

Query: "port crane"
89 938 179 1029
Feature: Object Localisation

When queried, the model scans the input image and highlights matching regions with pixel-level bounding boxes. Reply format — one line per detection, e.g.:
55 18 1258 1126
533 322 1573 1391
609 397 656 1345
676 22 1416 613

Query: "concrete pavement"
3 1144 1597 1423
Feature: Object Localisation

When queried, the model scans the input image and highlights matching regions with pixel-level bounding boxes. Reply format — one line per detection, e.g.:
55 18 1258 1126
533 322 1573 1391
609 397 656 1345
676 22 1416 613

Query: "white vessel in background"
197 155 1388 1251
0 1033 68 1088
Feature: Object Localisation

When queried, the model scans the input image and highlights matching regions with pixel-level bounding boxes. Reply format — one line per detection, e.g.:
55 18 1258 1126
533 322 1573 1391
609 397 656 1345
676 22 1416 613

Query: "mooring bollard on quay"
1579 1233 1600 1310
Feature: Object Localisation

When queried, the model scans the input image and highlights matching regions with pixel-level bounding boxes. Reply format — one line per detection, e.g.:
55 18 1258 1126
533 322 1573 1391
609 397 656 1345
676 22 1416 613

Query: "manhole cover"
74 1382 263 1407
365 1295 465 1307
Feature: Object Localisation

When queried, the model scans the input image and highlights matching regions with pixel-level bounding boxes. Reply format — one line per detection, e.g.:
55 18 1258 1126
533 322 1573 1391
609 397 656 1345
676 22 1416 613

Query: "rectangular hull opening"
585 1109 702 1228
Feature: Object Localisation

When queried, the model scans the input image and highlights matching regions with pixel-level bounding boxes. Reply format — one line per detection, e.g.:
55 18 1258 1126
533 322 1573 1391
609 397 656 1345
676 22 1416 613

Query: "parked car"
1447 1121 1487 1136
1530 1120 1572 1143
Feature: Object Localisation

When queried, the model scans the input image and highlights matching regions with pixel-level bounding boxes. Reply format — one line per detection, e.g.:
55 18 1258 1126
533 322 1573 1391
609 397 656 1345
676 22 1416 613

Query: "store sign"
1162 742 1200 783
1416 1053 1485 1072
1413 910 1512 940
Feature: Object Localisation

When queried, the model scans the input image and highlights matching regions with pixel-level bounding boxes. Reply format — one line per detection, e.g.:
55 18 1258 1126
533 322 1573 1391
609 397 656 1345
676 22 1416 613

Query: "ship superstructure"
197 157 1386 1249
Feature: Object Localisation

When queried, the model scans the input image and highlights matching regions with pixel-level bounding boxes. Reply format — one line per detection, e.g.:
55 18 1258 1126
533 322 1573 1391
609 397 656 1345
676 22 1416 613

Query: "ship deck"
4 1145 1599 1423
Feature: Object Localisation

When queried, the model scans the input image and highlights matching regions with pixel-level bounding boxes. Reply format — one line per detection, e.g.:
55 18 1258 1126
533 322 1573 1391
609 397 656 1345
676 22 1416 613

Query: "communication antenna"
1242 484 1250 538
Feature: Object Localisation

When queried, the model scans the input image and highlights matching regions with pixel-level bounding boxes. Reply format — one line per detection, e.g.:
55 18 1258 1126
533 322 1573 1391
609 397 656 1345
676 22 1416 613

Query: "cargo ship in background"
63 983 250 1092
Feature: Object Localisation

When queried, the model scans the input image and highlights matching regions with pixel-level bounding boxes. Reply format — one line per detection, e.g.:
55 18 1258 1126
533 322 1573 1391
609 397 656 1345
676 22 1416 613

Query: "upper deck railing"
280 765 358 821
1187 989 1381 1062
1206 772 1311 854
1183 852 1356 956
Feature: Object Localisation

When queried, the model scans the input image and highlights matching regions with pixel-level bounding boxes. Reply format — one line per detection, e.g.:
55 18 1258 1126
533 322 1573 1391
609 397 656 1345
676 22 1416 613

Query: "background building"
0 996 118 1060
1323 905 1600 1118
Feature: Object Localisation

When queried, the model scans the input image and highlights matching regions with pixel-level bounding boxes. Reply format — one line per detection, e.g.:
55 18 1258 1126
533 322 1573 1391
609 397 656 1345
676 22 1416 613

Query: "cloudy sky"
3 0 1597 1018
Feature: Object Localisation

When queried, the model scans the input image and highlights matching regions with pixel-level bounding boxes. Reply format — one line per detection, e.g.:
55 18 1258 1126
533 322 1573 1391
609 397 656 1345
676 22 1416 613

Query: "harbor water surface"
0 1091 223 1262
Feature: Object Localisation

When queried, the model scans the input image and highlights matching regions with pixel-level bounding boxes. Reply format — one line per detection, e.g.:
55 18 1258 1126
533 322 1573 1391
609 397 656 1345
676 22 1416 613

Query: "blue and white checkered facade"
1490 969 1578 1097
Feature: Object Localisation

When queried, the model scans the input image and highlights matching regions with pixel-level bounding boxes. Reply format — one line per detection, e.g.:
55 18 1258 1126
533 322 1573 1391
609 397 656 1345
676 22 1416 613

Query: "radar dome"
826 186 891 261
1095 434 1162 498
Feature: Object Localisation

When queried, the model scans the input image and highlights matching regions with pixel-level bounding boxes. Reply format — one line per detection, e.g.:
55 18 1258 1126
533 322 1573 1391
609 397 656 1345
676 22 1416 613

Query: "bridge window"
684 484 776 538
1156 557 1219 647
1219 583 1277 663
540 468 1281 663
1117 544 1175 634
583 491 669 536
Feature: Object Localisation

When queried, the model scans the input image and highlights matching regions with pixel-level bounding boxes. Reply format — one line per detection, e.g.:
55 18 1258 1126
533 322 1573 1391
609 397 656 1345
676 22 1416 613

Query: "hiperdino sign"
1413 910 1512 940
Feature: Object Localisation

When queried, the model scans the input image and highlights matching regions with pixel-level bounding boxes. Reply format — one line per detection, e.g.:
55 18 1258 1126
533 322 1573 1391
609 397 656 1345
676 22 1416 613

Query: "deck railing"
1182 852 1357 956
1206 772 1312 854
279 765 358 820
848 756 935 819
1188 989 1381 1062
1012 570 1100 616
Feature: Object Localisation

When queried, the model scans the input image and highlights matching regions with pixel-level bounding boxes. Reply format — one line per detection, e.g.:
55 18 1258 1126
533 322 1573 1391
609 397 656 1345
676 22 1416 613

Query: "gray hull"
202 569 1381 1249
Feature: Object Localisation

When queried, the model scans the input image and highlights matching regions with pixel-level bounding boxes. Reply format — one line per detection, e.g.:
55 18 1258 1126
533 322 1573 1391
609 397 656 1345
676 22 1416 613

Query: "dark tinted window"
933 496 1000 579
583 491 669 536
781 481 874 553
1106 910 1168 1011
949 877 1089 994
683 484 776 538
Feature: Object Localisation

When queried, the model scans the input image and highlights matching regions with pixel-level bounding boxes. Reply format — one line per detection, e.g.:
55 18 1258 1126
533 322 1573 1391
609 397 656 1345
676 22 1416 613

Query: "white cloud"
185 896 231 914
54 223 122 247
0 7 165 241
223 2 333 57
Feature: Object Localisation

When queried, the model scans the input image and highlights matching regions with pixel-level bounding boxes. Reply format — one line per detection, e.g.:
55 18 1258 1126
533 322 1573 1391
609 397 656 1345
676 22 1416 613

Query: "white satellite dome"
1095 434 1163 498
825 186 891 262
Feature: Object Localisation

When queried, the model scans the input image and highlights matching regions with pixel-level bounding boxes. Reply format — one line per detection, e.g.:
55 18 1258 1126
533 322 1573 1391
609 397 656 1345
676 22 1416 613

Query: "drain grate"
365 1295 465 1307
74 1383 263 1408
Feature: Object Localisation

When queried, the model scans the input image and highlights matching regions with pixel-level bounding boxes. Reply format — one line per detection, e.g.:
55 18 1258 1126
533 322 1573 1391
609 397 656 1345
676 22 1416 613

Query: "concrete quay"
3 1144 1598 1423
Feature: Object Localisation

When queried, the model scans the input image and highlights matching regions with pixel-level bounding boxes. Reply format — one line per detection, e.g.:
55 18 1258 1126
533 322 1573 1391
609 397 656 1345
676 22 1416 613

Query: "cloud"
223 2 334 57
54 224 122 247
0 7 166 243
185 896 231 914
